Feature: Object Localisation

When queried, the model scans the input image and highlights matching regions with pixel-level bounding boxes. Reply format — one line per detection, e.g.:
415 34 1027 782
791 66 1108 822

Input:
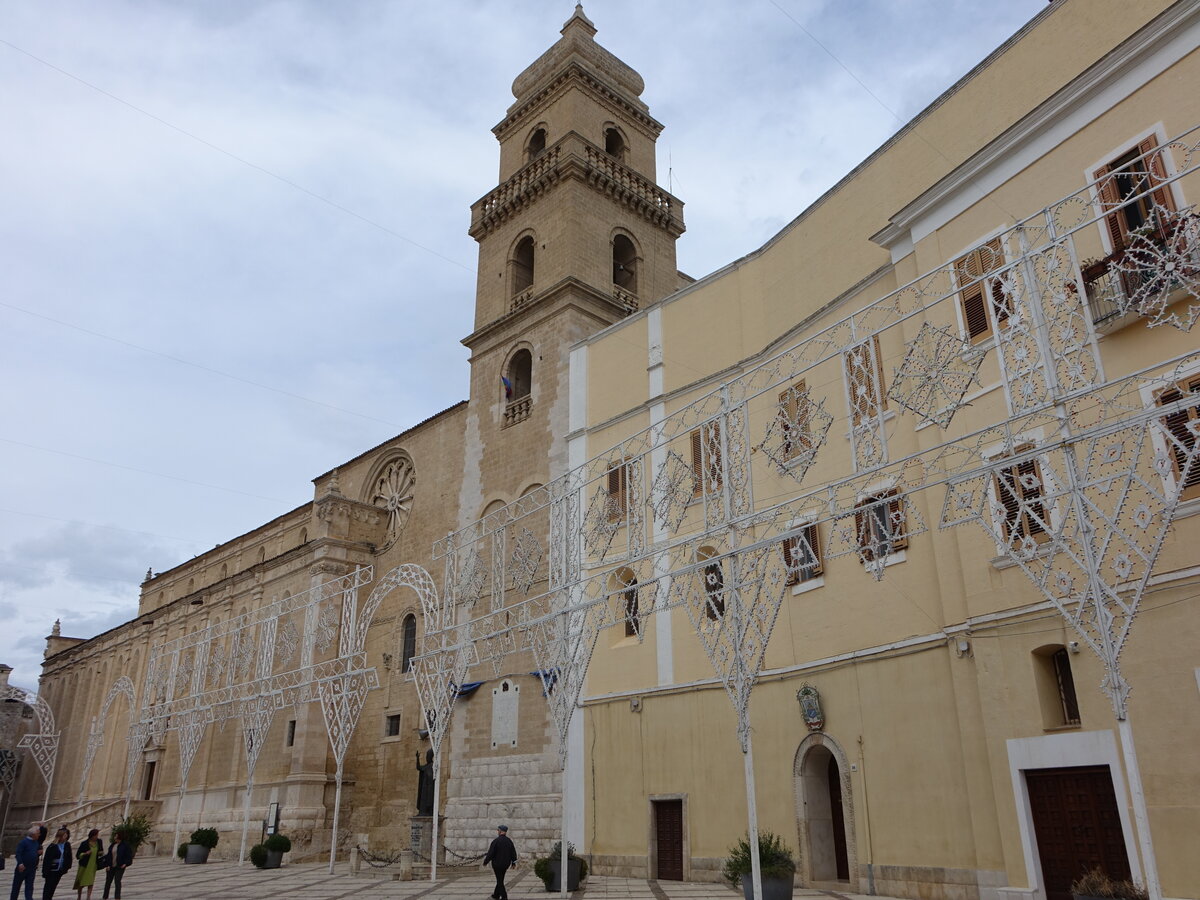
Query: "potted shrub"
1070 867 1149 900
185 827 219 864
263 833 291 869
722 831 796 900
533 841 588 892
249 844 268 869
111 814 153 855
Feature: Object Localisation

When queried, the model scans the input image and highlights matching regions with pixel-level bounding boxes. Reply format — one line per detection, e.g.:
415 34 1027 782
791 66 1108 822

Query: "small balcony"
613 285 638 313
1079 225 1200 331
504 395 532 427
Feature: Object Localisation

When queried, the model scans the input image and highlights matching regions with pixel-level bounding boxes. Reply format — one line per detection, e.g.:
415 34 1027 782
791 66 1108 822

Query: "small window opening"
613 234 638 294
385 713 401 738
512 236 535 298
1034 645 1081 728
286 719 296 747
526 127 547 162
854 491 908 562
782 523 823 585
507 349 532 401
604 127 626 160
502 682 510 692
400 614 417 674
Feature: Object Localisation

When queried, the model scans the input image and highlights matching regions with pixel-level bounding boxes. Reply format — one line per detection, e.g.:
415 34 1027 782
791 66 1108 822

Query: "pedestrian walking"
40 829 72 900
483 824 517 900
98 833 130 900
71 831 102 900
9 826 40 900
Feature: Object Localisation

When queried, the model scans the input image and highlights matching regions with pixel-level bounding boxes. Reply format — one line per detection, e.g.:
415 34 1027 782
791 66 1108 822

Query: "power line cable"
0 37 474 274
0 298 410 428
0 436 292 505
0 505 207 546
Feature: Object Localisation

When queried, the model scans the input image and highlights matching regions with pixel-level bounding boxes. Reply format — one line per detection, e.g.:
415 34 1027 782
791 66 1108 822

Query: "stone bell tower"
444 4 685 855
456 3 686 521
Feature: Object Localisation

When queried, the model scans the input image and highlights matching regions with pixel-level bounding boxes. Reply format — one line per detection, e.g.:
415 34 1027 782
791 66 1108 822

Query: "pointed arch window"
400 614 417 674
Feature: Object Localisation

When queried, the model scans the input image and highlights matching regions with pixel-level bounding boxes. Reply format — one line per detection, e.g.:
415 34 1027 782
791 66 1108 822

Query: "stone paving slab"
52 855 900 900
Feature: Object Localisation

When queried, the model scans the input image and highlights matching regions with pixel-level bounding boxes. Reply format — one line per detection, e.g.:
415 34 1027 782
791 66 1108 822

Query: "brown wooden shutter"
888 493 908 551
994 467 1024 540
805 523 824 577
704 421 723 493
1016 458 1048 537
782 535 798 586
854 504 872 561
1094 162 1127 254
1159 381 1200 491
690 429 703 497
1141 137 1177 214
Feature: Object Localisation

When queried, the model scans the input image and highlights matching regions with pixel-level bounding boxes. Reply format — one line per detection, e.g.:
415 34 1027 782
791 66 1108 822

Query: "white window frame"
949 228 1011 351
982 429 1062 566
784 514 826 596
853 477 907 569
1138 358 1200 520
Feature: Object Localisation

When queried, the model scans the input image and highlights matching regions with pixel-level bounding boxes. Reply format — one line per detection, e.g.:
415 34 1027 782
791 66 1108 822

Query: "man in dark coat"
40 829 71 900
8 826 40 900
483 824 517 900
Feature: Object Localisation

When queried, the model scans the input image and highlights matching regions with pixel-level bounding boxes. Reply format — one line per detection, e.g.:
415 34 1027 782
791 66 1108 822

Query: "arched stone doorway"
794 734 858 890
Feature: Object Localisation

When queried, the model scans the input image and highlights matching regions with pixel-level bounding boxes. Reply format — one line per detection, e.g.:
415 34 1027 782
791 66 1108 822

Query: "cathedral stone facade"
5 5 685 861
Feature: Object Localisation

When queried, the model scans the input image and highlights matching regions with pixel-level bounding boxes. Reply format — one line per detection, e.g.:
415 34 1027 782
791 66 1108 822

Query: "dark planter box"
263 849 284 869
548 858 582 892
184 844 211 864
740 874 795 900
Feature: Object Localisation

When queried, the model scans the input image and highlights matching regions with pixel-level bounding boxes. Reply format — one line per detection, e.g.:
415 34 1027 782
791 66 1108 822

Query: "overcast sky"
0 0 1048 687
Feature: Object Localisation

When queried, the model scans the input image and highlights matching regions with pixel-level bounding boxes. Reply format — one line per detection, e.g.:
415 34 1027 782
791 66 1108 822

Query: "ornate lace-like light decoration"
651 449 698 533
582 483 620 560
372 456 416 543
673 547 789 751
757 386 834 481
509 527 543 595
208 642 227 687
1112 205 1200 331
274 619 300 667
455 549 488 606
827 492 927 581
888 323 984 428
315 606 339 653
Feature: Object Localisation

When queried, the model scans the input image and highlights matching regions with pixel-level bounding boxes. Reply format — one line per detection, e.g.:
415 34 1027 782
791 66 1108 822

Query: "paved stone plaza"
62 855 898 900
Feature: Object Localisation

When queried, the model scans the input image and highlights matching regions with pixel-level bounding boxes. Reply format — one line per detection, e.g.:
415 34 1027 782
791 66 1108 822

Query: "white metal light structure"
411 128 1200 900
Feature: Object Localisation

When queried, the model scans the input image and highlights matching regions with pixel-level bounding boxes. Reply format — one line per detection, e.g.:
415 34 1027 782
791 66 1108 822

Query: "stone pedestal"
410 816 445 865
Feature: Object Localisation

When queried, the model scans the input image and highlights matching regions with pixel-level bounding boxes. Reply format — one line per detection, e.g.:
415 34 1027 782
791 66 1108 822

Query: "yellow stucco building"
5 5 1199 900
559 2 1200 900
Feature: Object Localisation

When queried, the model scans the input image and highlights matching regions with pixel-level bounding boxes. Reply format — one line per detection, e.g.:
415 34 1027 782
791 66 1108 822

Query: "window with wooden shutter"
606 460 629 521
1093 137 1177 254
782 523 823 586
992 445 1051 543
846 336 888 426
778 381 810 461
854 491 907 562
1156 377 1200 500
954 238 1007 344
690 422 722 497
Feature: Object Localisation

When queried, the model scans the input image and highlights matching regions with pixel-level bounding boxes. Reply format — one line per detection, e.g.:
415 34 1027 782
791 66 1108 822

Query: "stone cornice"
461 276 629 355
469 131 684 241
871 0 1200 250
495 61 661 143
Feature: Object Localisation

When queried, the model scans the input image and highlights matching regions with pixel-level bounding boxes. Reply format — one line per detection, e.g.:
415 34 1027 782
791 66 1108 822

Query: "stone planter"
184 844 211 864
740 874 795 900
263 849 284 869
548 858 582 892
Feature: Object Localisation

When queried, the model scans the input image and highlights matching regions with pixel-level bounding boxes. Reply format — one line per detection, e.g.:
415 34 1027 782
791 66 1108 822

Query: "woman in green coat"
73 829 103 900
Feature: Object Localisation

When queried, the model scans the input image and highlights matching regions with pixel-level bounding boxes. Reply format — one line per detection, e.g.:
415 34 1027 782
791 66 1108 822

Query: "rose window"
373 457 416 542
